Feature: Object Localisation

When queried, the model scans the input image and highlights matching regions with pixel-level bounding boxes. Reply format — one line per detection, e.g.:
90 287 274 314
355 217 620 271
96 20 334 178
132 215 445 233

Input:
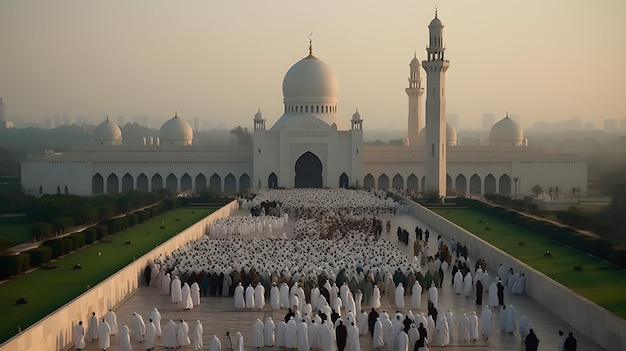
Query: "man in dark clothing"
524 328 539 351
564 332 577 351
416 323 428 350
368 308 379 337
284 308 295 323
403 316 412 333
424 229 430 243
331 309 340 325
475 280 483 305
496 280 505 306
336 320 348 351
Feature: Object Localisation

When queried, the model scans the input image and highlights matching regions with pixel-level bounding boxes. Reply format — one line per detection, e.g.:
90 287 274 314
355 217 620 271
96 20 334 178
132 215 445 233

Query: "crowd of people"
74 188 577 351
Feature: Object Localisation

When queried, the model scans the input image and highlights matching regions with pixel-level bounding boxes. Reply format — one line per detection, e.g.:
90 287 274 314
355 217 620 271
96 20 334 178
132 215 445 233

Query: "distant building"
0 98 14 129
193 116 201 131
45 117 55 129
117 116 125 127
604 119 617 133
584 122 595 130
482 113 495 132
620 119 626 132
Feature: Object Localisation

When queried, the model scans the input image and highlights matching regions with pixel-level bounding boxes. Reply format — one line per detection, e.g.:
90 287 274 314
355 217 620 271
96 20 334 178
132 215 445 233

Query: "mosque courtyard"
73 194 601 351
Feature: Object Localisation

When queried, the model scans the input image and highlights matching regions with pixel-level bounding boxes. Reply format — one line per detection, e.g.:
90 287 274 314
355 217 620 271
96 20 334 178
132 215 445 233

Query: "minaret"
422 7 450 198
406 53 424 147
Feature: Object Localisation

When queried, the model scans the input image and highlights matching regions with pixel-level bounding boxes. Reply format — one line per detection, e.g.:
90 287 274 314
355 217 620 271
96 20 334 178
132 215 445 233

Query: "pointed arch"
38 186 43 195
268 173 278 189
363 174 375 189
195 174 207 191
181 173 192 191
499 174 512 194
392 174 404 189
137 173 149 192
64 186 69 195
239 174 251 193
165 173 177 192
485 174 496 194
446 174 452 190
407 174 418 191
421 176 426 192
469 174 481 194
56 185 61 195
151 174 163 192
209 173 222 193
377 174 389 190
339 173 349 188
92 173 104 194
224 173 237 193
106 173 119 194
122 173 134 192
455 174 467 192
295 152 323 188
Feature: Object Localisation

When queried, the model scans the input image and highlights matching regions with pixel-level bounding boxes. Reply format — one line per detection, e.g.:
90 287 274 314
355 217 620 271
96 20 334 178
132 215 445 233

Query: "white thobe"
164 320 178 348
178 320 191 346
252 319 264 347
171 277 182 303
373 320 384 348
411 282 422 309
234 284 245 309
181 283 194 310
209 335 222 351
296 321 310 351
145 322 157 349
270 285 281 310
73 323 85 350
245 285 256 309
119 325 132 351
104 310 118 335
150 308 162 336
132 313 146 343
469 312 479 340
88 314 99 340
480 307 492 337
193 322 203 350
97 320 111 349
347 324 361 351
395 283 405 308
254 284 266 310
191 282 201 305
264 318 275 346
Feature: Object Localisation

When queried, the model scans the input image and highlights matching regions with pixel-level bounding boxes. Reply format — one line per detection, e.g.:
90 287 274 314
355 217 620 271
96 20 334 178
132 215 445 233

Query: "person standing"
192 320 203 351
564 332 577 351
524 328 539 351
336 320 348 351
87 312 99 341
73 321 85 350
97 318 111 351
145 319 157 351
557 330 565 351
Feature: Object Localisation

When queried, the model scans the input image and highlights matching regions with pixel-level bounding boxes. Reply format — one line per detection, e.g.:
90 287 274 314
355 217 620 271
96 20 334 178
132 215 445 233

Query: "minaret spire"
308 31 314 57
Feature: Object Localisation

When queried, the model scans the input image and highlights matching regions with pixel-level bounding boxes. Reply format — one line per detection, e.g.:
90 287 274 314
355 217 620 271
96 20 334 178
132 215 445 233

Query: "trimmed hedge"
83 229 97 244
42 239 65 258
0 253 30 278
94 225 109 240
26 246 52 266
68 232 85 249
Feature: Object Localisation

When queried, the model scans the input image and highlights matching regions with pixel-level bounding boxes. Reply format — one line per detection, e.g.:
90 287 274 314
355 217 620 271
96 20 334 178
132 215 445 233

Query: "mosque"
21 13 586 197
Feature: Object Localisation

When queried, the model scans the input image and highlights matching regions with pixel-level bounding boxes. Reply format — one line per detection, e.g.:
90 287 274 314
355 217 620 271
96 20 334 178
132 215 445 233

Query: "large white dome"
282 55 338 103
94 118 122 145
489 115 523 146
160 114 193 146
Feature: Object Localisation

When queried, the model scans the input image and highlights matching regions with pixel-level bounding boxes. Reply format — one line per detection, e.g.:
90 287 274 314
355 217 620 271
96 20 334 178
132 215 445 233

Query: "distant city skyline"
1 1 624 131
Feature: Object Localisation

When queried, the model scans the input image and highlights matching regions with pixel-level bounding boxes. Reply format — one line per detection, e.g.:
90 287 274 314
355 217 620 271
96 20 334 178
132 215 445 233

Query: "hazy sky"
1 1 625 130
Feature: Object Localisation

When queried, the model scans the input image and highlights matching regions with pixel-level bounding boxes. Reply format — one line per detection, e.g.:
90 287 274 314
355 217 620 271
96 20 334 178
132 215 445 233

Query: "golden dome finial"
308 31 314 56
434 5 438 18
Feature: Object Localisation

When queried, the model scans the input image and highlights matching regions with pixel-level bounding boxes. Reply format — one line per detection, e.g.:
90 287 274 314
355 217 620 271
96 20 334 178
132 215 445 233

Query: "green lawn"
0 208 214 344
432 207 626 319
0 216 32 246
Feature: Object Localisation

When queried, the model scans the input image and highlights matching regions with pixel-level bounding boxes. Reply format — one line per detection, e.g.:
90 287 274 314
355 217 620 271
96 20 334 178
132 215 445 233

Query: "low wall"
407 200 625 351
0 200 239 351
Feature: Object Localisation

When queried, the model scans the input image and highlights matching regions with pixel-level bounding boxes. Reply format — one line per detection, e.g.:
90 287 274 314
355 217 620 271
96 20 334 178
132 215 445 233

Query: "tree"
29 222 54 241
230 126 252 146
532 185 543 197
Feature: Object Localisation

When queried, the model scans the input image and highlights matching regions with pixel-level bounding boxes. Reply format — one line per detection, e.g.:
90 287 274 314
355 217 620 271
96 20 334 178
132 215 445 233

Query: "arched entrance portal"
294 151 323 188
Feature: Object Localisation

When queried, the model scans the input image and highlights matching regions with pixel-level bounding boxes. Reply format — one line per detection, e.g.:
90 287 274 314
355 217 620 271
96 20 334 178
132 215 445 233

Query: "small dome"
94 118 122 145
417 122 456 146
489 115 524 146
352 109 361 121
282 55 338 103
410 56 421 70
429 16 443 28
160 113 193 146
254 109 263 121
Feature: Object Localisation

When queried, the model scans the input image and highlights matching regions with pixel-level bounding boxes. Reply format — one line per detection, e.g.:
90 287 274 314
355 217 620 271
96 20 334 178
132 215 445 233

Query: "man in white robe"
357 311 369 335
209 335 222 351
171 276 182 303
254 283 266 310
271 283 281 310
373 318 384 349
319 320 335 351
395 329 408 351
436 315 449 347
164 320 178 349
371 286 381 309
149 308 162 337
280 282 290 308
468 311 479 341
480 305 492 339
427 286 438 308
407 323 420 351
444 309 454 341
395 283 405 309
192 320 203 351
245 284 256 310
181 283 194 310
145 319 157 350
285 317 298 349
178 319 191 347
488 282 498 307
119 324 132 351
297 319 310 351
276 319 287 348
453 271 464 295
347 322 361 351
411 282 422 309
264 317 275 346
191 282 201 305
463 272 473 298
234 331 244 351
73 321 85 350
97 318 111 350
308 320 320 349
457 314 470 342
132 312 146 343
252 319 264 348
234 283 245 309
88 312 99 341
518 315 529 340
161 273 171 296
104 309 118 335
506 305 517 334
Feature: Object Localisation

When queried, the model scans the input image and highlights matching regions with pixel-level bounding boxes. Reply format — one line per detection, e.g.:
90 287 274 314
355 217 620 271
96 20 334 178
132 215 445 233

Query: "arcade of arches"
91 170 513 195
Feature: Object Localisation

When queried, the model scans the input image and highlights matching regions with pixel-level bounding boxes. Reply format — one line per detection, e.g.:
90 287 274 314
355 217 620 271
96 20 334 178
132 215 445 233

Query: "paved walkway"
73 212 601 351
